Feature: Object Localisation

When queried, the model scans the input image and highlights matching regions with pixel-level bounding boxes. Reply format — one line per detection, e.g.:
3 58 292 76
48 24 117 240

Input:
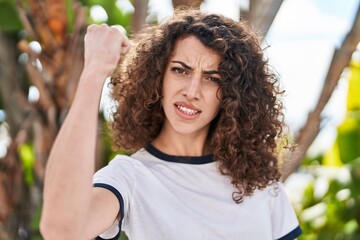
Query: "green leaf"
323 139 343 166
347 60 360 111
87 0 133 33
17 143 35 185
66 0 75 32
0 1 23 32
302 182 316 208
338 112 360 164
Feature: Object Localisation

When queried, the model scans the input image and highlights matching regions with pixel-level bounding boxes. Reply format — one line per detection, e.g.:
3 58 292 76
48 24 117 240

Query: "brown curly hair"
111 9 284 203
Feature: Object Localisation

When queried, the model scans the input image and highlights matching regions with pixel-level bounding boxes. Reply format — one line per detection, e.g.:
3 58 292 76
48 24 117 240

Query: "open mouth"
174 104 201 116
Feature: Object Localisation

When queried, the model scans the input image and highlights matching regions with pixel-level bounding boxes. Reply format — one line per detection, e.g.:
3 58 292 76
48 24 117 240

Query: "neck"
152 125 211 157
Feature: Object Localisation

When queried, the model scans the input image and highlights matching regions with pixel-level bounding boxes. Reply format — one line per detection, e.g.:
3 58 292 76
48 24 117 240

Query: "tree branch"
281 5 360 180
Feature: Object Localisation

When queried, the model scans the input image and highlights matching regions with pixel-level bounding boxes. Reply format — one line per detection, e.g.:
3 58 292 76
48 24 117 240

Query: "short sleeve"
270 183 302 240
92 155 136 239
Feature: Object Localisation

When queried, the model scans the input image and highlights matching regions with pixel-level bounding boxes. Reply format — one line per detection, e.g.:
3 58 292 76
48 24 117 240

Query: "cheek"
162 71 174 93
161 79 174 107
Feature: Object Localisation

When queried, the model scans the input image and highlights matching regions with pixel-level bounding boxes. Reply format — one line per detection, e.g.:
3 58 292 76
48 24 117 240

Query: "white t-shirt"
93 145 302 240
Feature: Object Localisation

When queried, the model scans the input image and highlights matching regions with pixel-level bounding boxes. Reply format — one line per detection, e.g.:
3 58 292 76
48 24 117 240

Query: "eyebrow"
171 61 220 75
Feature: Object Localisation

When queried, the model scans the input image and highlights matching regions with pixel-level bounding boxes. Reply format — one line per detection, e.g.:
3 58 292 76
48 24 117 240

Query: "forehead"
170 35 221 69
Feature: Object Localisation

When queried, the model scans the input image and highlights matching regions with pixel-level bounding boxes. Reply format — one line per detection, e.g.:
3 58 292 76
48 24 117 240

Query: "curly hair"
111 9 284 203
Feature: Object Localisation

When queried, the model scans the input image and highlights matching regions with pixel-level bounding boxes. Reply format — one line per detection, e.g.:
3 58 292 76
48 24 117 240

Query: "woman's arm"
40 24 129 240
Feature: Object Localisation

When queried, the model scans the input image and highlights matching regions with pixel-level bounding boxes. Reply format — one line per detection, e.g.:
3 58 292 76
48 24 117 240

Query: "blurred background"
0 0 359 239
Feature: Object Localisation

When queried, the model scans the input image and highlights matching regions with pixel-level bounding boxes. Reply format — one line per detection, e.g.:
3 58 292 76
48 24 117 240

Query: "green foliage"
297 58 360 239
31 205 43 240
17 143 35 185
298 165 360 240
86 0 133 32
66 0 133 32
338 111 360 164
66 0 75 32
303 154 324 166
0 0 23 32
346 60 360 111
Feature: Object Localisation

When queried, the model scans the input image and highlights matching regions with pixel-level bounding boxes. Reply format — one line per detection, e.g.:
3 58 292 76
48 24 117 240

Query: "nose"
183 74 201 100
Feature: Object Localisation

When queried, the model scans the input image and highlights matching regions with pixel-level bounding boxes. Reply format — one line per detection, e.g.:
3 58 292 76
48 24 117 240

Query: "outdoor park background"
0 0 360 239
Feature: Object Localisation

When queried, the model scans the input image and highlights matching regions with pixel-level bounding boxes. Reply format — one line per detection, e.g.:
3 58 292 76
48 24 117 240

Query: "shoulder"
93 152 145 182
266 181 286 197
106 148 151 168
250 182 286 199
95 148 157 178
245 182 294 210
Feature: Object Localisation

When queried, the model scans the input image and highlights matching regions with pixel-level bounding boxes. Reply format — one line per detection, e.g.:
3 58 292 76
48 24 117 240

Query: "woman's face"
161 35 222 138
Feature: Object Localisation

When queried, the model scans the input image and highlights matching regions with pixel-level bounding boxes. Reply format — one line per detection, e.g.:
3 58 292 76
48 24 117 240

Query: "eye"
206 76 221 85
170 67 188 75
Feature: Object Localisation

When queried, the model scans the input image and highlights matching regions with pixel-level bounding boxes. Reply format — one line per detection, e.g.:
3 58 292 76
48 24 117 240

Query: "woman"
40 9 302 240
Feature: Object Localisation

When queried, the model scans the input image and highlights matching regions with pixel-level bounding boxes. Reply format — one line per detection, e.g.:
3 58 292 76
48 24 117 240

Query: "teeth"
177 105 198 115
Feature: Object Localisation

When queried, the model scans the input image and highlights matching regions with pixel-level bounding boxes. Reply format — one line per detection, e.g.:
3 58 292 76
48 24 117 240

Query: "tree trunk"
132 0 149 33
172 0 203 9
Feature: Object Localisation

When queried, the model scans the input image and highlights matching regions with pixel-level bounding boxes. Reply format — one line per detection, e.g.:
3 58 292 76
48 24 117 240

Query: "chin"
172 124 208 136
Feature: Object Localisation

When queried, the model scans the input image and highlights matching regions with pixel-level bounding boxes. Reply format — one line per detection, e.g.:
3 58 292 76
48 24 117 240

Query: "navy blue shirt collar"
145 144 214 164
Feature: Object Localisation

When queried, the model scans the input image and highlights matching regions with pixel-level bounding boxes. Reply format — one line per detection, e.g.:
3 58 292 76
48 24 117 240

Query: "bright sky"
148 0 360 156
265 0 359 155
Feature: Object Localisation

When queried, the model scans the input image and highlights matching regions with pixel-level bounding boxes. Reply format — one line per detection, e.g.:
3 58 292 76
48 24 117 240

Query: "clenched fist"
84 24 130 78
